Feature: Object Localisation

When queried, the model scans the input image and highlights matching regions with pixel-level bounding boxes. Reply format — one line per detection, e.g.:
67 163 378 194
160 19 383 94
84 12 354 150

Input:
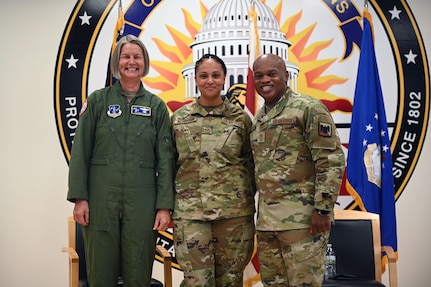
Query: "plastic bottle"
325 243 336 280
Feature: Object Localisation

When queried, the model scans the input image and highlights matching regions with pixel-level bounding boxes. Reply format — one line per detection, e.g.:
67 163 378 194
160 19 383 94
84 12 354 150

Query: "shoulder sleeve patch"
318 122 332 137
79 100 88 116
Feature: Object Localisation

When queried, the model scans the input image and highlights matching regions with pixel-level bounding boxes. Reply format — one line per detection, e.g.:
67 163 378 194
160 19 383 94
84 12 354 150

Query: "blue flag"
346 12 398 265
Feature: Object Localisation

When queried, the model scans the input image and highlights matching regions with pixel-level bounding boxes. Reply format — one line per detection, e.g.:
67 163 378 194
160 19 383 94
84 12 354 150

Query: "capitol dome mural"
182 0 299 99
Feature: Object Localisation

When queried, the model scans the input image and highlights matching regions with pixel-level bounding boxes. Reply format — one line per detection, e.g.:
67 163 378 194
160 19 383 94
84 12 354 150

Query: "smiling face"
118 43 145 82
195 58 226 106
253 54 289 106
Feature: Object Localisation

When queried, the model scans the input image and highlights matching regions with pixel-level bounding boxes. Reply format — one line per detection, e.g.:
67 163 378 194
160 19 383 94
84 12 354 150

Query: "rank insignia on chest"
131 105 151 116
107 105 122 118
318 122 332 137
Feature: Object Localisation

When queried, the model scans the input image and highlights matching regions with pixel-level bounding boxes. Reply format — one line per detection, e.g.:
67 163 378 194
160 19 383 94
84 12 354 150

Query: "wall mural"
54 0 429 282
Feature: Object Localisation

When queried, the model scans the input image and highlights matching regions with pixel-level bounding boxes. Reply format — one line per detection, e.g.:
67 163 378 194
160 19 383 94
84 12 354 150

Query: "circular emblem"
54 0 429 270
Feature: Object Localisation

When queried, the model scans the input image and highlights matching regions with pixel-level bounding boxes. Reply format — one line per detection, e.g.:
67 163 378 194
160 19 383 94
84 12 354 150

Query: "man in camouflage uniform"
251 54 345 287
171 54 256 287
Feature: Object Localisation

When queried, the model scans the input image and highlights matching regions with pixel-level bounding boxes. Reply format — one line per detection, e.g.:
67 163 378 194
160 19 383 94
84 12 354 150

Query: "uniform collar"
190 96 231 117
115 81 148 98
255 87 294 122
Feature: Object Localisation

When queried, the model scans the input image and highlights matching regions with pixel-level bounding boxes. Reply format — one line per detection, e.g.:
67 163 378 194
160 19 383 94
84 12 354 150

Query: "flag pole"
347 0 398 270
245 0 260 116
106 0 125 86
363 0 374 41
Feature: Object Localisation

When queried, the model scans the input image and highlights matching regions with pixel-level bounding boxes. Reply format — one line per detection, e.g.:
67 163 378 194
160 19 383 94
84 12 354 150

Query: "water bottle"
325 243 336 280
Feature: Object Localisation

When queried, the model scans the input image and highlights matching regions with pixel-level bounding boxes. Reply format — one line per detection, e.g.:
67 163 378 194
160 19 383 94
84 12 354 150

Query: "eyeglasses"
119 55 144 61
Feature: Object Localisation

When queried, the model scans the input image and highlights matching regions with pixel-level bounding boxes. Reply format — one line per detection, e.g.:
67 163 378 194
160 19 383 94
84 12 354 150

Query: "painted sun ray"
290 23 318 59
181 8 200 39
144 77 175 91
281 11 303 39
199 1 209 21
165 25 193 59
276 8 349 101
301 39 334 62
306 75 348 91
151 39 183 63
149 61 180 86
271 1 283 24
303 58 339 81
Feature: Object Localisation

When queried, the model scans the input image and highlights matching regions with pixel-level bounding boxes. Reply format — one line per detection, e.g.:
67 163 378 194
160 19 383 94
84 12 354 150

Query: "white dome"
202 0 281 32
182 0 299 99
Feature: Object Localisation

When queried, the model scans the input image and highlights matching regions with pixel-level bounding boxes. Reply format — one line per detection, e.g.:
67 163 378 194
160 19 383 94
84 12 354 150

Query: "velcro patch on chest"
131 105 151 116
107 105 122 118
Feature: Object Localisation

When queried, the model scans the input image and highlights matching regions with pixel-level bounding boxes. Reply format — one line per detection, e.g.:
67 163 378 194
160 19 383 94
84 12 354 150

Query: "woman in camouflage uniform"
171 54 256 287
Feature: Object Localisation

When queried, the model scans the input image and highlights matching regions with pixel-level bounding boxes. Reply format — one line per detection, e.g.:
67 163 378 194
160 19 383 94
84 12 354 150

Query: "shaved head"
253 54 287 73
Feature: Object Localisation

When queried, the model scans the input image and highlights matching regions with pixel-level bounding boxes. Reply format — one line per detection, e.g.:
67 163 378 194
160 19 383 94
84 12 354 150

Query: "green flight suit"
67 81 175 287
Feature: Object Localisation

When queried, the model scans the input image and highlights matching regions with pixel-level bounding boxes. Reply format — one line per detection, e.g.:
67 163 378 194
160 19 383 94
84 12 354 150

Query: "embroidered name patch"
318 122 332 137
131 105 151 116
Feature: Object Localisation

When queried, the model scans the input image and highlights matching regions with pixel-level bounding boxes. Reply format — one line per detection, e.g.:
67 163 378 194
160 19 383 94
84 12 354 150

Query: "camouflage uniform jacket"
251 88 345 231
171 97 256 221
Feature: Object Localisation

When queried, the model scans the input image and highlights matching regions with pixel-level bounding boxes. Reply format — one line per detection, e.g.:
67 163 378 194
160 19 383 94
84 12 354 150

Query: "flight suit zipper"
119 100 131 220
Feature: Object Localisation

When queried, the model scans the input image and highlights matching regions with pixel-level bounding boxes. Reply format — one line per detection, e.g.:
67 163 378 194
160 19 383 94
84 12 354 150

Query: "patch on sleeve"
318 122 332 137
79 100 88 116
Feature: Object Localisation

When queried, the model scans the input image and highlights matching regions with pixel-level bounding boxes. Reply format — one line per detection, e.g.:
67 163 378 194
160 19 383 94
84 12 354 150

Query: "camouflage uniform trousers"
257 229 329 287
173 215 255 287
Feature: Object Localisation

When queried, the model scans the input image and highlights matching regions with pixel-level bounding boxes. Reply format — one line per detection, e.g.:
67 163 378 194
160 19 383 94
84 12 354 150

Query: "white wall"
0 1 429 286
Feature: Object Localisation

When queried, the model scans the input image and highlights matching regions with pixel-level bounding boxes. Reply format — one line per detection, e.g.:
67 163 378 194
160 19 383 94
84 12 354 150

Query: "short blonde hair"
110 35 150 80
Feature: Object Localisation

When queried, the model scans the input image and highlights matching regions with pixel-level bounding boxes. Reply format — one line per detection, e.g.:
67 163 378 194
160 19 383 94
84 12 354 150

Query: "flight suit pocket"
90 158 108 165
139 160 155 168
88 225 110 232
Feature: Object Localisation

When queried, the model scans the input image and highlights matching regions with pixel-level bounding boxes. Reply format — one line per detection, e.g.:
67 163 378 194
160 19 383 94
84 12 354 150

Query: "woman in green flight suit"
67 35 175 287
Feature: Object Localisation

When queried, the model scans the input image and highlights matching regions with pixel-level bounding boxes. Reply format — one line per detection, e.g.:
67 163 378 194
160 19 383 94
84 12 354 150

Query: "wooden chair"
323 209 398 287
63 216 172 287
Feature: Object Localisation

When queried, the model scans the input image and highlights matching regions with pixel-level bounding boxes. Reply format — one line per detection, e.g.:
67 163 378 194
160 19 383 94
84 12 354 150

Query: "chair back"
329 218 376 279
75 222 88 283
321 209 387 287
